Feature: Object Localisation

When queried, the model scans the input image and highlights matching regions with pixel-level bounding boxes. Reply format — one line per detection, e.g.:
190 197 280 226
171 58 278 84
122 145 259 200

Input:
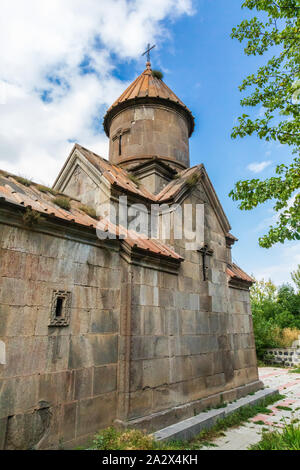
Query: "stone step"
153 387 279 442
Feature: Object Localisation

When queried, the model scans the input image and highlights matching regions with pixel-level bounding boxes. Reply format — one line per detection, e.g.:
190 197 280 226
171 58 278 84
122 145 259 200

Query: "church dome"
103 62 195 138
104 62 194 171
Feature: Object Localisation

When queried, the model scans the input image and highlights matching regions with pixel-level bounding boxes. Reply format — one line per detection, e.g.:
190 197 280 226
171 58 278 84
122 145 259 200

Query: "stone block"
131 336 168 360
190 354 213 378
142 358 170 388
206 373 226 390
0 380 14 419
39 371 74 405
76 393 117 436
170 356 193 383
90 335 118 366
129 361 143 391
93 365 117 396
62 402 77 443
74 368 93 400
144 307 165 335
152 385 179 413
0 417 7 450
128 390 153 419
180 310 196 335
90 309 119 334
195 312 210 334
165 308 179 335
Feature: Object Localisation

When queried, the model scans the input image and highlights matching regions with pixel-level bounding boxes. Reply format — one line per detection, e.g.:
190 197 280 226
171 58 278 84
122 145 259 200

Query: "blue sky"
0 0 298 285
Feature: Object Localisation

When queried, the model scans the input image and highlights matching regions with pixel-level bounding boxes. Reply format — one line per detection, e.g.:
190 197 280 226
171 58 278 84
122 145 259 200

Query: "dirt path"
202 367 300 450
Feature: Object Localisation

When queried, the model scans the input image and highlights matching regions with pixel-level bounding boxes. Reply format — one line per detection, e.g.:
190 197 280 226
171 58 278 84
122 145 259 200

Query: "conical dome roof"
103 62 194 137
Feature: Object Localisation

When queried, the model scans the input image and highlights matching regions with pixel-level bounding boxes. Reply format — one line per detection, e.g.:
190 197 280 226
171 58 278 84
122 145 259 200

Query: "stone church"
0 60 262 449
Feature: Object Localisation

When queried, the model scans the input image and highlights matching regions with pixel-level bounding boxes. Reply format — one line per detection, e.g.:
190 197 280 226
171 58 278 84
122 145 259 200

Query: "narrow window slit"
55 297 64 317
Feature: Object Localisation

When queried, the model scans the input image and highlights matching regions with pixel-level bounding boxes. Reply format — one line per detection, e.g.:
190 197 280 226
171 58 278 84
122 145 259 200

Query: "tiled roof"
226 263 255 284
103 63 194 136
156 165 203 202
107 63 189 112
75 144 155 201
0 170 182 262
75 144 204 204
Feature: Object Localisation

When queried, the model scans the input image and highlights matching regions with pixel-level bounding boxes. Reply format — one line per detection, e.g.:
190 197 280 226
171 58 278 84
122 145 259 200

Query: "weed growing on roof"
22 207 41 227
152 70 164 80
185 173 200 188
127 173 140 187
53 196 71 211
14 176 33 187
36 184 58 196
79 204 98 220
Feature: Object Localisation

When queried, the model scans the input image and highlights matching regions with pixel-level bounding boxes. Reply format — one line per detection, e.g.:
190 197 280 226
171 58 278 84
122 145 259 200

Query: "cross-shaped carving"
198 244 214 281
112 128 130 156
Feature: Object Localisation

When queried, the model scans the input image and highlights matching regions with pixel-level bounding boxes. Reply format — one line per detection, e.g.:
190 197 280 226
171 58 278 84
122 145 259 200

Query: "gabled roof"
0 170 182 263
55 144 232 234
103 63 195 137
73 144 155 201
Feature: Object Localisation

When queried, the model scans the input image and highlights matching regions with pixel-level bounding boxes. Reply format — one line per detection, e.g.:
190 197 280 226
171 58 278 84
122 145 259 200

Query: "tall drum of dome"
103 61 195 172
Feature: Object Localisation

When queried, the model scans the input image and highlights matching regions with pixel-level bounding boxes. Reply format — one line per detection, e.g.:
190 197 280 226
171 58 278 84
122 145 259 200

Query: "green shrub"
252 311 281 358
89 427 160 451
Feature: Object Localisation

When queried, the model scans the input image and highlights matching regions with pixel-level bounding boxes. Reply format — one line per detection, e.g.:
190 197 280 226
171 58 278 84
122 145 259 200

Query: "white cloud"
252 242 300 288
247 160 272 173
0 0 194 184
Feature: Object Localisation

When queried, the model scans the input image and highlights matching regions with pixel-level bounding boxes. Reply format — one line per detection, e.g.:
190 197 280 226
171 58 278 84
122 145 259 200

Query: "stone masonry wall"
0 223 121 449
109 105 190 169
123 186 259 430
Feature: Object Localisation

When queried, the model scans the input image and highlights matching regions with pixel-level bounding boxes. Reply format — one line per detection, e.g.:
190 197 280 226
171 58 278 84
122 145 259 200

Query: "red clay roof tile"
0 171 182 262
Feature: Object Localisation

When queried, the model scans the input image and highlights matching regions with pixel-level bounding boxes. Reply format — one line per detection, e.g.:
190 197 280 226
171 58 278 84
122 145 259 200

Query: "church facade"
0 61 262 449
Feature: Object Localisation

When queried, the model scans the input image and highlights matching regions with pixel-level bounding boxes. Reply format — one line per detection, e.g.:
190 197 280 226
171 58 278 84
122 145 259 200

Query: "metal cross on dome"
142 43 156 63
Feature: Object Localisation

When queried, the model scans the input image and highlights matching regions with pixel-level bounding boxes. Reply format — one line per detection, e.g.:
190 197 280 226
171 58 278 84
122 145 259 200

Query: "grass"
185 173 200 188
14 175 33 187
53 196 71 211
289 367 300 374
89 393 284 450
79 204 98 220
250 423 300 450
276 405 293 411
35 184 58 196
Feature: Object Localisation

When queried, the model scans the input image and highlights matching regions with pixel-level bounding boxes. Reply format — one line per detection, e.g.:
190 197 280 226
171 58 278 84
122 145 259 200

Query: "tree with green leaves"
291 264 300 291
229 0 300 248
